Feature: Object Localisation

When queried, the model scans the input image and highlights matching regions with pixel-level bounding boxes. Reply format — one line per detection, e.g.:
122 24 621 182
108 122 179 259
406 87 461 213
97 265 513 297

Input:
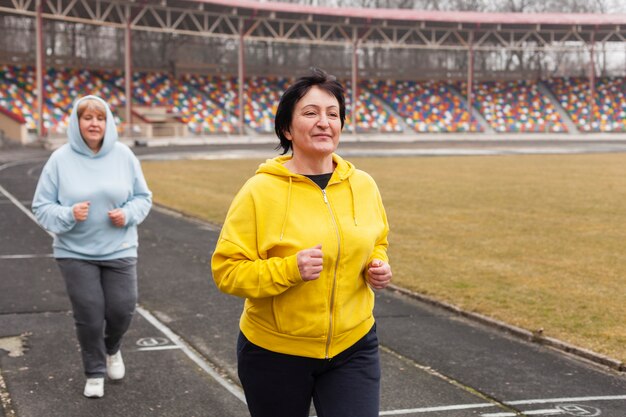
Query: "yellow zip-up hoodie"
211 153 389 359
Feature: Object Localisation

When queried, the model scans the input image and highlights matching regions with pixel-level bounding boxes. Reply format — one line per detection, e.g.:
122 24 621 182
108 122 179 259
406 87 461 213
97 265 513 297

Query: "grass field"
142 153 626 364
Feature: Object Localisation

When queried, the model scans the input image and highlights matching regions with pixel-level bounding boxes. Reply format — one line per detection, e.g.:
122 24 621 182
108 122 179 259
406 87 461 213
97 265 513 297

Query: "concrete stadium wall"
0 108 28 145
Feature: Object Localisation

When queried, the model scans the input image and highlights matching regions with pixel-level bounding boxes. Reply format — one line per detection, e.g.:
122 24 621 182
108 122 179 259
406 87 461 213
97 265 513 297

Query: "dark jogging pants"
237 324 380 417
57 257 137 378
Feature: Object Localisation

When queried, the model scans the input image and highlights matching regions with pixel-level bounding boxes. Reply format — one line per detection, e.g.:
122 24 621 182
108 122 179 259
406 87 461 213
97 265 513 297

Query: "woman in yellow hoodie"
211 68 392 417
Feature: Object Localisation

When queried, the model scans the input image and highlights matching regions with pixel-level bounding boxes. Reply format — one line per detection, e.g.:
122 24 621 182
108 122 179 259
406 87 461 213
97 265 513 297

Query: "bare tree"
267 0 623 11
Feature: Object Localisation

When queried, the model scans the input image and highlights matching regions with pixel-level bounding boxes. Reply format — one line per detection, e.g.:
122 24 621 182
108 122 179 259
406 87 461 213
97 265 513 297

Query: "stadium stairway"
537 81 578 134
370 91 413 134
448 84 496 134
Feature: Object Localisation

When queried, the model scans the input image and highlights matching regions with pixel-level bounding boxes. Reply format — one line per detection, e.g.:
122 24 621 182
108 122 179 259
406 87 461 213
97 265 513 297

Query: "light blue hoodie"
32 95 152 260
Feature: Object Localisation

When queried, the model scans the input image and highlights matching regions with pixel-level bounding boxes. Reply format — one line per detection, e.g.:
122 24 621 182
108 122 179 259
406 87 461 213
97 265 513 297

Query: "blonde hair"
76 98 106 119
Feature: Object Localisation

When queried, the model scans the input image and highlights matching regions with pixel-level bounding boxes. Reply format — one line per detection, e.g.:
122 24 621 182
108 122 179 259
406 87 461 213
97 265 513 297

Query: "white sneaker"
83 378 104 398
106 351 125 380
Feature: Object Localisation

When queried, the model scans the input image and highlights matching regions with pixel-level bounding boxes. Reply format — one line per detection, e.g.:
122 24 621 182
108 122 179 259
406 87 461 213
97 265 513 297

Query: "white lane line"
317 394 626 417
26 165 42 178
137 345 182 352
0 201 34 206
507 394 626 405
0 254 54 259
136 306 246 404
376 395 626 416
482 410 563 417
378 403 495 415
0 159 34 173
0 184 46 234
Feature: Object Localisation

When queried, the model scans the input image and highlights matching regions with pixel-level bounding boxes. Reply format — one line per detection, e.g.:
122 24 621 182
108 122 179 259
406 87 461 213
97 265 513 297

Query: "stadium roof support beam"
467 31 474 133
588 32 596 130
35 0 45 138
2 0 624 51
124 15 133 137
351 27 358 135
238 18 245 135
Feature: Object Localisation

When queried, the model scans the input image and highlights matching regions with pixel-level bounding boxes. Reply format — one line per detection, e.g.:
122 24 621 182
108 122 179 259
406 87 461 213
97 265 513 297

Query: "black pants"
237 325 380 417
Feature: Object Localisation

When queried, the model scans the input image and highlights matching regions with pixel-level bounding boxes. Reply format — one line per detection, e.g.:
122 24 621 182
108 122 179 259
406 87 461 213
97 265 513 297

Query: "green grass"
142 153 626 363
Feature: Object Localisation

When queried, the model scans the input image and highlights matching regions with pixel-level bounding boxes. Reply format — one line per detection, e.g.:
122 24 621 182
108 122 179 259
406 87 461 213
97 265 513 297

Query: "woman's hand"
72 201 90 222
108 208 126 227
297 244 323 281
367 259 392 290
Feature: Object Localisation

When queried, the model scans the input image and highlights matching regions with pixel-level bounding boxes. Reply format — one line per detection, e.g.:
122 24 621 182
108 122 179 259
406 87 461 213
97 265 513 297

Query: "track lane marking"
0 254 54 259
0 184 43 231
377 395 626 416
136 345 181 352
136 306 246 403
507 395 626 405
482 410 563 417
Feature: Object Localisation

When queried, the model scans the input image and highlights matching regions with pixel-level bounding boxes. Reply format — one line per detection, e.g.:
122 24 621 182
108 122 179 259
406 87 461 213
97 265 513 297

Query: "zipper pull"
322 189 328 203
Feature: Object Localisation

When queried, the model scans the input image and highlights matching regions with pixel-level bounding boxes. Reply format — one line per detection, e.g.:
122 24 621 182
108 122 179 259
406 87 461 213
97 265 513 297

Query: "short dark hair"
274 68 346 155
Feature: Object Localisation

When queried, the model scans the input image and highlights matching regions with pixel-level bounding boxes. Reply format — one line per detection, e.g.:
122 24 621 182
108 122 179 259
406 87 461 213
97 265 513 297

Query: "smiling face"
285 86 341 168
77 100 106 152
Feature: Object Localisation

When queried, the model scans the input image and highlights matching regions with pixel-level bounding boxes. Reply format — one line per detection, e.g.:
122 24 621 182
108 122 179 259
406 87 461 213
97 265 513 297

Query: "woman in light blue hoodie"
32 95 152 398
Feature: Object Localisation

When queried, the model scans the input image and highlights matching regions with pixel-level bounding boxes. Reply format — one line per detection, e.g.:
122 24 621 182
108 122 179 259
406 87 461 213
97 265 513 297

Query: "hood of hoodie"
67 95 118 158
256 153 355 181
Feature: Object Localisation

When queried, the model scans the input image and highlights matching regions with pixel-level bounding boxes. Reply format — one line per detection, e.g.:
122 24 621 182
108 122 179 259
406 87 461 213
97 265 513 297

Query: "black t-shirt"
304 173 333 189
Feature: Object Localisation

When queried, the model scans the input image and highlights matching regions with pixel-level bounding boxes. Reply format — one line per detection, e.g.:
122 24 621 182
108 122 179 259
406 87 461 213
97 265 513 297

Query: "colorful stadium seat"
1 64 624 136
459 79 566 133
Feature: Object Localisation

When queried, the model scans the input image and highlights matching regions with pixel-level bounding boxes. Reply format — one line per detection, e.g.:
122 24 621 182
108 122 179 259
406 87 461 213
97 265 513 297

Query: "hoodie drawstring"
347 176 357 226
280 176 293 241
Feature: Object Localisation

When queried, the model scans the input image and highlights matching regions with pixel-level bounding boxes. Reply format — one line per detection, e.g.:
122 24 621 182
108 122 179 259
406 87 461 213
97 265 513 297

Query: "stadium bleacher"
0 65 38 131
244 76 291 133
544 77 626 132
465 79 567 133
174 73 237 134
344 80 402 133
371 79 481 133
1 64 625 136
